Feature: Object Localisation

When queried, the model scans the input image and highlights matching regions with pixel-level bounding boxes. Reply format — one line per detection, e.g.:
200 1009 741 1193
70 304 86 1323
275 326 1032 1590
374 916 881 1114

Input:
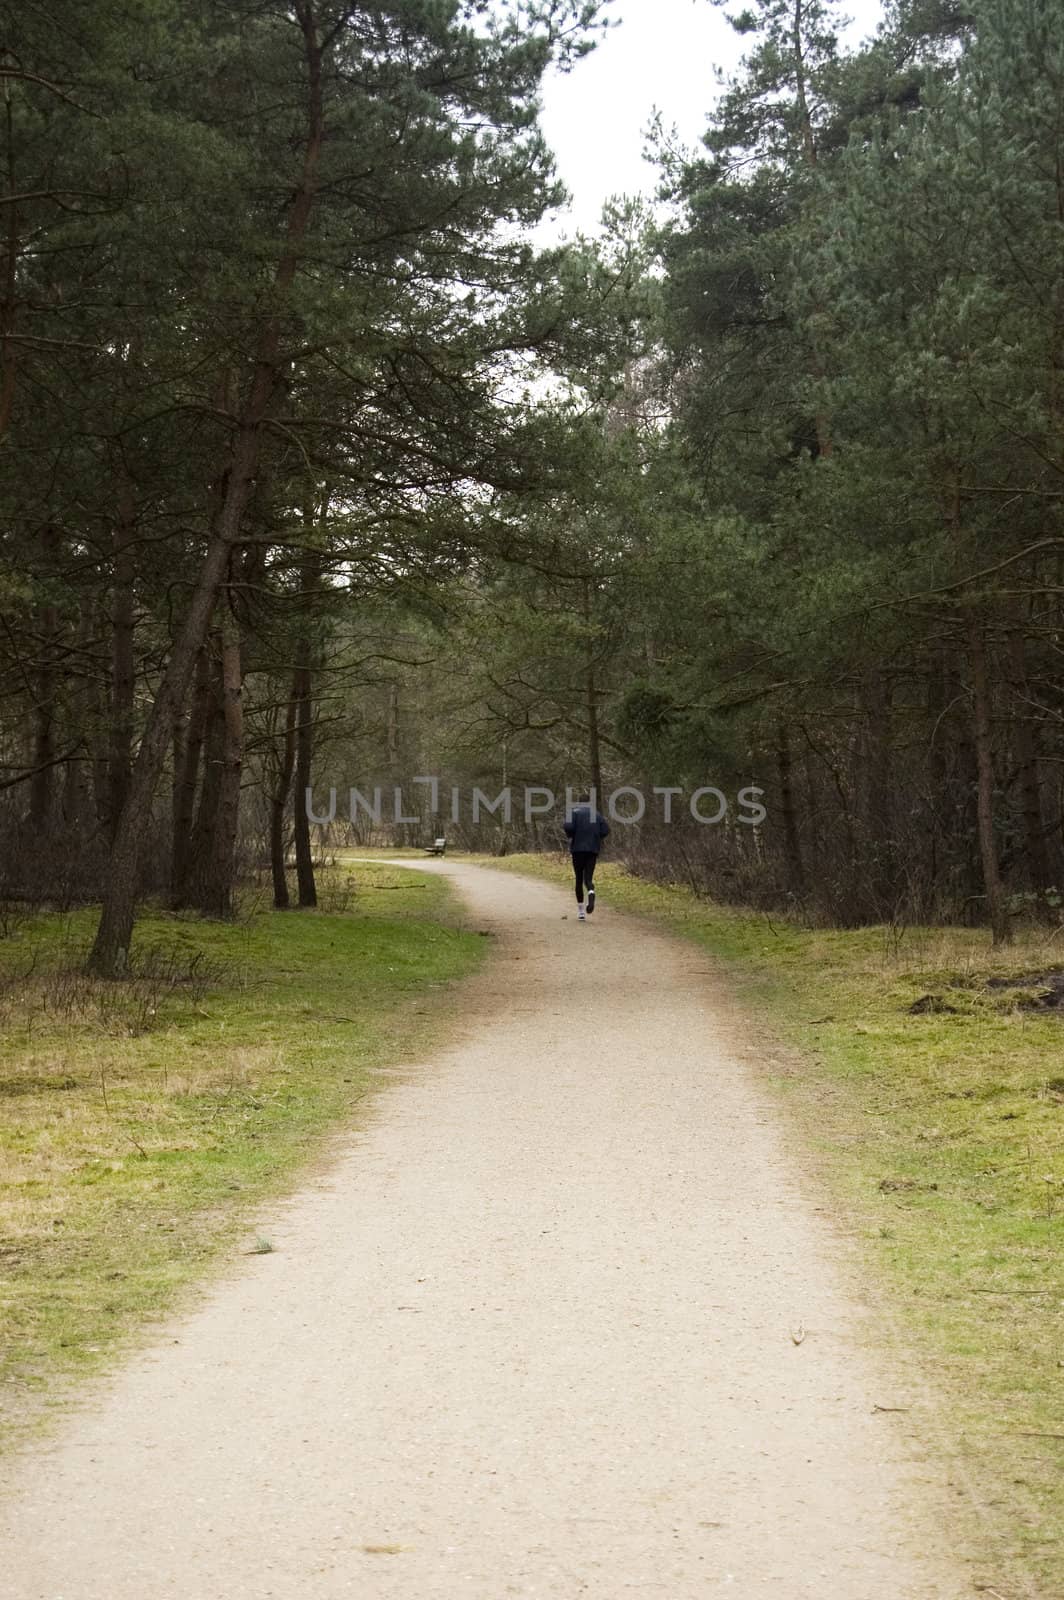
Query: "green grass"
0 862 485 1445
482 851 1064 1595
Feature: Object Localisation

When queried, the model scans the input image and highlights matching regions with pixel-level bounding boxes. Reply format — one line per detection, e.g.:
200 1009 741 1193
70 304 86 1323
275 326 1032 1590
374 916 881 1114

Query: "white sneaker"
577 905 586 921
586 888 596 915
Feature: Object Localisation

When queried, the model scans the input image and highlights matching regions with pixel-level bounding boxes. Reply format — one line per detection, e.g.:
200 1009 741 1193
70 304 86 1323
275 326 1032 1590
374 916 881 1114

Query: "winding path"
0 861 965 1597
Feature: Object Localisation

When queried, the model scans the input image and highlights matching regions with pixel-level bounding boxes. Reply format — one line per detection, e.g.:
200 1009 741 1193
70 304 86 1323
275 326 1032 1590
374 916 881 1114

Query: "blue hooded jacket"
563 804 610 855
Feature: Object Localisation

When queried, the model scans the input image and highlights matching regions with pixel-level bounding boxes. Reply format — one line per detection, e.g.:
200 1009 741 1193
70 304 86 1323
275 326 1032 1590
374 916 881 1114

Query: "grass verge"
482 851 1064 1595
0 862 485 1447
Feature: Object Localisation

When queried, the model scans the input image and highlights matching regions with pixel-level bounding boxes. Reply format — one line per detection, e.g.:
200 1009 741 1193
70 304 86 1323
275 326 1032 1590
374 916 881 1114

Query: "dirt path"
1 862 968 1598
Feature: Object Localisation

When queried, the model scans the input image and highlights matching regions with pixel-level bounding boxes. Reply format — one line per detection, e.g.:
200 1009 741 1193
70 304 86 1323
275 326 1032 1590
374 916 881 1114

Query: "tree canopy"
2 0 1062 951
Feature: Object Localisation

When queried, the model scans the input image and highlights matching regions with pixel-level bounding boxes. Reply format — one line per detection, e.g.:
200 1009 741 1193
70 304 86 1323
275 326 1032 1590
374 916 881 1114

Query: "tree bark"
0 79 21 440
171 714 186 858
28 528 59 828
89 663 112 831
925 656 945 879
1007 622 1049 897
87 532 231 971
61 745 89 827
28 675 56 827
61 604 95 828
293 663 317 908
270 683 298 910
862 675 894 915
777 722 806 895
106 487 137 841
176 644 224 912
199 606 244 917
386 681 399 771
171 645 210 902
966 610 1010 945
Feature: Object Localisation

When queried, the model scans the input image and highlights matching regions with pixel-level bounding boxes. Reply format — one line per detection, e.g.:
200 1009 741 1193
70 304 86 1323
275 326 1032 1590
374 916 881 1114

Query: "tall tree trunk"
270 684 298 910
946 473 1008 941
28 682 56 826
924 653 950 912
61 605 95 828
107 488 136 841
1007 621 1049 897
776 722 806 896
89 660 112 831
966 610 1010 945
805 722 856 887
386 681 399 771
171 714 186 859
28 528 59 827
86 529 229 972
0 78 20 440
171 645 210 903
953 714 983 919
862 675 894 915
181 649 225 912
293 662 317 908
61 742 88 827
199 606 244 917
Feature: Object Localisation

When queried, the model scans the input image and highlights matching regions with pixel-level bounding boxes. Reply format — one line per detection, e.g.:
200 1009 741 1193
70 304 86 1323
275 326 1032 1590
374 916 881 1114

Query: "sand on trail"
0 860 969 1599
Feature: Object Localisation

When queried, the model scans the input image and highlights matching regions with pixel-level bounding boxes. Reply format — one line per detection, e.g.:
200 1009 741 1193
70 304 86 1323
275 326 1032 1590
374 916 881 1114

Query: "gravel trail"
0 861 966 1598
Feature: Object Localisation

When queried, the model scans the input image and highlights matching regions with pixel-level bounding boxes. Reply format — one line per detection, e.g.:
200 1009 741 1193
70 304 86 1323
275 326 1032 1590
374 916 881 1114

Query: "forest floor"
483 852 1064 1596
0 861 485 1449
0 857 994 1599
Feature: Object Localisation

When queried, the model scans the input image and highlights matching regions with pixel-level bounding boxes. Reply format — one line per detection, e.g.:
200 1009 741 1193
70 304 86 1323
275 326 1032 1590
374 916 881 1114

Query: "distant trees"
412 0 1064 940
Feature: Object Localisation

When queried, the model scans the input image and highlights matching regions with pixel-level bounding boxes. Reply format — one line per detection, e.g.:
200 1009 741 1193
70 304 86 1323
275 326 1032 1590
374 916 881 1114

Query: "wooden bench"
424 836 447 856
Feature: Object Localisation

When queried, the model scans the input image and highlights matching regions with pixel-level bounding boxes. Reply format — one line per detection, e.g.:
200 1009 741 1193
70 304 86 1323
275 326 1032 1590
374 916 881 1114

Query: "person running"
563 793 609 921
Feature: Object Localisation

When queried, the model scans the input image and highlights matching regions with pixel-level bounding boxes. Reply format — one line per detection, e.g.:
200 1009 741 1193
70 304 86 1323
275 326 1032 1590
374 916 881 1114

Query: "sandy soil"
0 861 970 1598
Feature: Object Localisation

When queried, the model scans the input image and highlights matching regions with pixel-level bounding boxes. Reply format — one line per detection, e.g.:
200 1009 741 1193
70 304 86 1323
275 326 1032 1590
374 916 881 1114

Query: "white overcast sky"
536 0 888 240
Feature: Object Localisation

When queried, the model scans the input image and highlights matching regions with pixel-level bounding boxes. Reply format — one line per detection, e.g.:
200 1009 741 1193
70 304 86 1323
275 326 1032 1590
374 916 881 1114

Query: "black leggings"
572 850 597 903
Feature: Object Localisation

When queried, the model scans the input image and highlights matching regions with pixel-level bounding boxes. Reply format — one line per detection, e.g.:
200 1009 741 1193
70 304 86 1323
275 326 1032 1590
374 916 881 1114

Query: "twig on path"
871 1404 910 1413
